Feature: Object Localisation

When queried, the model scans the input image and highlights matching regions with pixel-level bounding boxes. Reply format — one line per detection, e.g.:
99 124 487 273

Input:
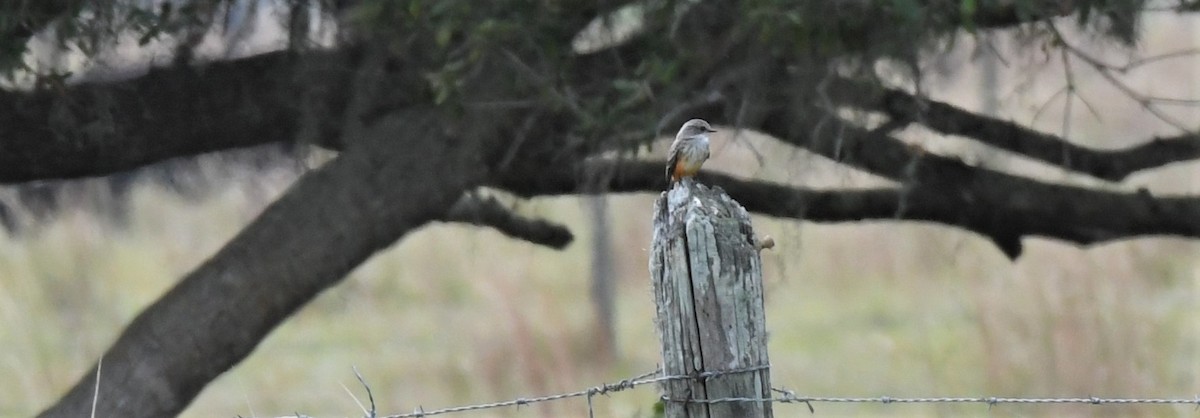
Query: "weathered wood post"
649 182 773 418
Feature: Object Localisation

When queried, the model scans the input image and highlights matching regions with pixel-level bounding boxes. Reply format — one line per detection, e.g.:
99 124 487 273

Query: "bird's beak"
705 127 718 133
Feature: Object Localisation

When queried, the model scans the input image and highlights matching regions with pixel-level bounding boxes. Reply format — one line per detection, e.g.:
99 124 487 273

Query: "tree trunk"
38 113 481 417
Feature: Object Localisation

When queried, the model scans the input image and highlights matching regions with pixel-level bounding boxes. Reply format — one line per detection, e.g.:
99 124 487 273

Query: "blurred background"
1 3 1198 418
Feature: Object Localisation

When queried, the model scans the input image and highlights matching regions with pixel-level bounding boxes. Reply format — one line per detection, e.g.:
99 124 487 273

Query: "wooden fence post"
649 182 773 418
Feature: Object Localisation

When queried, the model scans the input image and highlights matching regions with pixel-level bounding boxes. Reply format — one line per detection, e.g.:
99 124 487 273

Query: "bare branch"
442 195 574 249
833 79 1200 181
1048 23 1194 131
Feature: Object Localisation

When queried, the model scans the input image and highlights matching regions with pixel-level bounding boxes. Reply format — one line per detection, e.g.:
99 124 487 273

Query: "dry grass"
2 18 1200 418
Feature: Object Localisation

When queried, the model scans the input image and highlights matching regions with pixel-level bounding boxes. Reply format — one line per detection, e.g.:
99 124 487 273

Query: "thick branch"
39 112 482 418
835 79 1200 181
496 160 1200 259
442 195 573 249
0 48 358 183
774 111 1200 256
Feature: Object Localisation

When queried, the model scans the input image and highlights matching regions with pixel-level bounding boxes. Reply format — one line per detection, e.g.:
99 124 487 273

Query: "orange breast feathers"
667 138 710 182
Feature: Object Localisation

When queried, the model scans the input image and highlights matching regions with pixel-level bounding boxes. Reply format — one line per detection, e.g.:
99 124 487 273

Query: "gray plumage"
666 119 716 183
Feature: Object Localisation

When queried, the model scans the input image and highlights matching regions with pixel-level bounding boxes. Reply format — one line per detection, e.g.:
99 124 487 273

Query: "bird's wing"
665 139 681 182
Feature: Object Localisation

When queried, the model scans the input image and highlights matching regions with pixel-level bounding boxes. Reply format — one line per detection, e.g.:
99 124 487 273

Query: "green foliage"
347 0 584 107
959 0 977 29
1075 0 1144 44
740 0 930 62
126 4 175 46
0 1 172 78
0 35 26 74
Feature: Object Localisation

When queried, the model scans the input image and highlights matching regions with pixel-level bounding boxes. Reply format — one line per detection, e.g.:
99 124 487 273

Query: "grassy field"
3 18 1200 418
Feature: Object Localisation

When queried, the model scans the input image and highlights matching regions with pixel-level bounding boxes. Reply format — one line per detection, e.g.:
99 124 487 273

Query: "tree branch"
496 160 1200 259
765 112 1200 256
0 48 363 183
835 79 1200 181
442 195 573 249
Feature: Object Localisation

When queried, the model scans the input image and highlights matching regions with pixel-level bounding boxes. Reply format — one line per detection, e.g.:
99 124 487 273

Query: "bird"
665 119 717 185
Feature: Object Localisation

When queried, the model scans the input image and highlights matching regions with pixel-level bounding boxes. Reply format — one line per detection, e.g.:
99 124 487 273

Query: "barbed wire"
380 367 767 418
379 369 661 418
276 366 1200 418
666 388 1200 408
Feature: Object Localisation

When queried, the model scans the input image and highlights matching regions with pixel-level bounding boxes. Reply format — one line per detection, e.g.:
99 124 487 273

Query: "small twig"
656 89 724 135
1143 96 1200 107
354 366 377 418
1048 24 1194 131
1115 48 1200 73
1059 47 1074 141
497 111 543 171
90 356 103 418
340 382 368 417
501 49 591 123
1031 85 1069 126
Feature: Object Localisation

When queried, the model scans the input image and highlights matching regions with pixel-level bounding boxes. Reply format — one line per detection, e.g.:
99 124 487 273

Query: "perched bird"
665 119 717 185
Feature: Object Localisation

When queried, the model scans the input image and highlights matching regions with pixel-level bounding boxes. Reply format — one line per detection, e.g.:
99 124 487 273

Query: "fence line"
278 367 1200 418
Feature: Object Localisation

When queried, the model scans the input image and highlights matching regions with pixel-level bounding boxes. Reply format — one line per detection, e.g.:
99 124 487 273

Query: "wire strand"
275 367 1200 418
